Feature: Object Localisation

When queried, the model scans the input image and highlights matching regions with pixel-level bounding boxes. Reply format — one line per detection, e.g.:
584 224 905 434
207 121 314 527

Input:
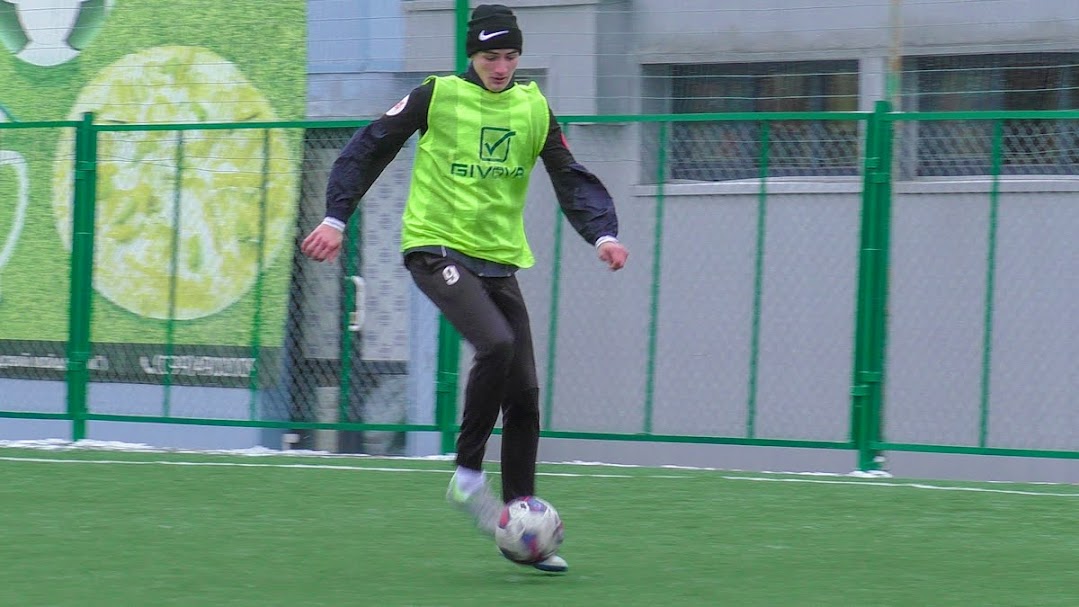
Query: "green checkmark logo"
479 127 516 162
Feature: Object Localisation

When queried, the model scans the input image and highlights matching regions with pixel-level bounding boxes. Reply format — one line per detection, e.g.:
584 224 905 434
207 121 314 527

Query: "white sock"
454 466 486 495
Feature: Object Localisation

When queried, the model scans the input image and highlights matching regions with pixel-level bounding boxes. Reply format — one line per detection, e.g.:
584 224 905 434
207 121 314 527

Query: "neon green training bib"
401 75 550 268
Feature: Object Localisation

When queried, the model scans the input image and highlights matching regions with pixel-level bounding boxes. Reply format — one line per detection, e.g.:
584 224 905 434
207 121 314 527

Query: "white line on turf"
0 457 455 473
1 455 1077 496
0 456 681 478
722 475 1079 497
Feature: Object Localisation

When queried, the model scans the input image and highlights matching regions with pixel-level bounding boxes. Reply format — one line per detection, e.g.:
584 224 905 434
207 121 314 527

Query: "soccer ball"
495 496 564 564
0 0 114 67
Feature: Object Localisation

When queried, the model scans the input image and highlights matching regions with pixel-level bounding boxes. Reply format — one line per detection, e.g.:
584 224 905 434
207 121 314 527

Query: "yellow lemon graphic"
53 46 298 320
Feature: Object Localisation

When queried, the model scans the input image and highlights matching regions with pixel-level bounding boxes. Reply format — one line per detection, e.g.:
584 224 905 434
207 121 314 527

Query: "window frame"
663 60 861 182
901 52 1079 177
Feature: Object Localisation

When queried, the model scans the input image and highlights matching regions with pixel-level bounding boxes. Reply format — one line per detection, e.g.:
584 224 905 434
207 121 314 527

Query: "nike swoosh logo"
478 30 509 42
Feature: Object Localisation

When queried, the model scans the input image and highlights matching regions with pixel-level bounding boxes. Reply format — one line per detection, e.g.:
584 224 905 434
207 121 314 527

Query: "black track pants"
405 252 540 502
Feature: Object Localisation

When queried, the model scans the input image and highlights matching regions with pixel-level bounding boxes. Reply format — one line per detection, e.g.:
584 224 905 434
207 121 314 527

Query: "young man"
301 4 628 573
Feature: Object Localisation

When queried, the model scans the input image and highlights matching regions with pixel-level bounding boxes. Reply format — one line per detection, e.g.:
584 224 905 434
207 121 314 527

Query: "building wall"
314 1 1079 117
632 0 1079 61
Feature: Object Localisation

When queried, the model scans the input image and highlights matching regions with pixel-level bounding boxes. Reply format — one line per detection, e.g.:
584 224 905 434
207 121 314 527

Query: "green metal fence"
2 106 1078 468
879 108 1079 462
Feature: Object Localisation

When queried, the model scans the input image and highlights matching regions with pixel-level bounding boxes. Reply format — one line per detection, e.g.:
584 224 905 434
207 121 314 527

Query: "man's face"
472 49 520 92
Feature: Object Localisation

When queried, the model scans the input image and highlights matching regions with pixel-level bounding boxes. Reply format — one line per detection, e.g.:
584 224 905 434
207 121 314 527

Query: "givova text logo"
449 125 526 179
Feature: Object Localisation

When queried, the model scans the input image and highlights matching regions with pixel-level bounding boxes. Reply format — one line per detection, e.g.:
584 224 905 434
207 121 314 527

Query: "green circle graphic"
52 45 298 321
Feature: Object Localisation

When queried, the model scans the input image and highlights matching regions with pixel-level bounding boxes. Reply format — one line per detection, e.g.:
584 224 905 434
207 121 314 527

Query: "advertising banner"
0 0 306 385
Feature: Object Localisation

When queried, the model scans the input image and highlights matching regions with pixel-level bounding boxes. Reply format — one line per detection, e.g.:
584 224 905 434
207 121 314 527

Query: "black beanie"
466 4 523 57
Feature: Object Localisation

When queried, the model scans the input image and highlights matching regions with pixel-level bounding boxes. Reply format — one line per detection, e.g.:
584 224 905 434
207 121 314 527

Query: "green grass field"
2 446 1078 606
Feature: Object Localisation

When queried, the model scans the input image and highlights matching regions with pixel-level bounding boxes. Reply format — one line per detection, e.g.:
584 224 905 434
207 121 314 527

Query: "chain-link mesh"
885 115 1079 452
899 119 1079 178
668 120 862 182
287 125 415 454
510 118 863 443
18 123 422 455
0 124 76 414
0 118 421 453
61 127 297 421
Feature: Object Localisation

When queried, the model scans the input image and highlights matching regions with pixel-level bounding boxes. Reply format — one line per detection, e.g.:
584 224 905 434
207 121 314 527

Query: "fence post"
454 0 470 73
432 0 473 455
66 112 97 441
339 184 361 430
435 322 460 454
851 100 894 472
642 121 668 436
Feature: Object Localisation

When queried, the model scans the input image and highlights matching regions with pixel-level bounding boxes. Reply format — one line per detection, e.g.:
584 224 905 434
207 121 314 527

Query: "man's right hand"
301 223 344 262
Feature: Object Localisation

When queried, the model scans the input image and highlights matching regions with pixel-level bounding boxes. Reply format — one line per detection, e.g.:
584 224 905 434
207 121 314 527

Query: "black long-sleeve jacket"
323 66 619 269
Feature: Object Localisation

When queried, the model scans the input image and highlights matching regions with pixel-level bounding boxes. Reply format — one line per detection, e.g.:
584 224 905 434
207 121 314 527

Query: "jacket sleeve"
324 81 433 225
538 108 620 246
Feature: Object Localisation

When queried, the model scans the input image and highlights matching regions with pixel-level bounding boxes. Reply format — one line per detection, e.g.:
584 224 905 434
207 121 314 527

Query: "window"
904 53 1079 177
668 60 860 181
